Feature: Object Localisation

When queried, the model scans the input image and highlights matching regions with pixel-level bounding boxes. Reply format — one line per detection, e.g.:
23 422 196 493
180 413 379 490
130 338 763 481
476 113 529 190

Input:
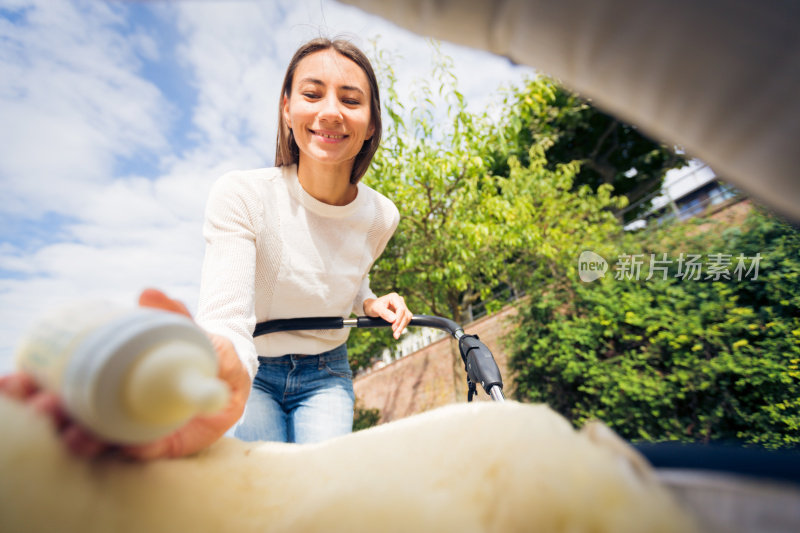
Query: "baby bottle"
15 301 229 444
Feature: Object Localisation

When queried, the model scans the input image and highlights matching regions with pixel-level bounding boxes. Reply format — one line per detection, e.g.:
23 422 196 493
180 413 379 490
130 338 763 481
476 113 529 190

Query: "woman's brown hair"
275 38 382 184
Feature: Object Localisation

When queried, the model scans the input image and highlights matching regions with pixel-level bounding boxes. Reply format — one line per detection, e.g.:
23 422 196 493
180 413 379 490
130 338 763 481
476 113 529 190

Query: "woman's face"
283 49 374 173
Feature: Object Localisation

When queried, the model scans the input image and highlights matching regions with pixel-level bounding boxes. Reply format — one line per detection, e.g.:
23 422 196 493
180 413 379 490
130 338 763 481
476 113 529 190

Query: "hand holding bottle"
0 289 249 460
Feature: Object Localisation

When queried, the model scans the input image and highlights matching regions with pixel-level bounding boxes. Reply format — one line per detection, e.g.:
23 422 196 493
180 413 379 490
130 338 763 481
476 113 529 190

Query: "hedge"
509 208 800 448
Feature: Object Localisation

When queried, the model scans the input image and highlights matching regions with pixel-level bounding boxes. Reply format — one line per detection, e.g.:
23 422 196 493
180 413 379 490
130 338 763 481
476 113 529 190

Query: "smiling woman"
194 37 411 446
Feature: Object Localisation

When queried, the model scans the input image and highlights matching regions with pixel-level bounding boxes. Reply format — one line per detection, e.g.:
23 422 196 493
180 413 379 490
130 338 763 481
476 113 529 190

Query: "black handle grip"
253 316 343 337
458 334 504 395
354 316 391 328
356 315 462 336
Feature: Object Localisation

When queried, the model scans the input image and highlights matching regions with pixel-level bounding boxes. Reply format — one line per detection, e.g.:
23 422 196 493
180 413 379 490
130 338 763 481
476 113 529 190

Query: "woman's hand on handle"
363 292 412 339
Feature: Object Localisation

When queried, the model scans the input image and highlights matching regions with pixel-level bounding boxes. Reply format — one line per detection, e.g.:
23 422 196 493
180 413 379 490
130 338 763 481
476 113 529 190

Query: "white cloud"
0 0 184 370
0 0 533 373
0 0 173 218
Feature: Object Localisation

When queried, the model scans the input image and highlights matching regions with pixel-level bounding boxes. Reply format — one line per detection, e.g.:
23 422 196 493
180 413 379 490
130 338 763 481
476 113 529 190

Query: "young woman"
194 38 412 444
0 37 409 457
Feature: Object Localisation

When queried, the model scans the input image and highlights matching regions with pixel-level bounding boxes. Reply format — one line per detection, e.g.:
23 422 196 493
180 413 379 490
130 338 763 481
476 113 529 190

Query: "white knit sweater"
195 165 400 379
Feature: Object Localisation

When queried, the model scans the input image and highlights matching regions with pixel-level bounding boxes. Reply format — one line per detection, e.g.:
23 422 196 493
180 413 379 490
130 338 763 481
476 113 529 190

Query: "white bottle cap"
123 341 229 426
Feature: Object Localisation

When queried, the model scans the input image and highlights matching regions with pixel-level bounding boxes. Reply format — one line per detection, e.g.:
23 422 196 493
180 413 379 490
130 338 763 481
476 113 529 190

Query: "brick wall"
353 304 519 423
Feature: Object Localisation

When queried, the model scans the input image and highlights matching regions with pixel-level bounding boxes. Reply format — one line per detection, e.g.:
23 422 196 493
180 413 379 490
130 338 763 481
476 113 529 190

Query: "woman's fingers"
364 293 413 338
20 389 109 458
28 391 67 428
398 305 413 334
61 424 110 458
394 310 412 339
138 288 191 317
378 293 410 339
0 373 39 400
0 376 69 433
122 433 181 461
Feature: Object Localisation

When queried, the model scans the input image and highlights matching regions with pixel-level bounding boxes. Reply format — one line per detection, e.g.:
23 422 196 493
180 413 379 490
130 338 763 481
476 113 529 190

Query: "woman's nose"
317 94 343 122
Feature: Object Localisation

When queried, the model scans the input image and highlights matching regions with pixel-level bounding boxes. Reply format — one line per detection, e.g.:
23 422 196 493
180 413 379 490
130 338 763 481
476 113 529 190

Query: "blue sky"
0 0 535 371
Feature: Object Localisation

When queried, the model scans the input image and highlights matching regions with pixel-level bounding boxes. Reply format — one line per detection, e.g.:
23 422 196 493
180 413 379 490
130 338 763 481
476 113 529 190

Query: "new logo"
578 251 608 282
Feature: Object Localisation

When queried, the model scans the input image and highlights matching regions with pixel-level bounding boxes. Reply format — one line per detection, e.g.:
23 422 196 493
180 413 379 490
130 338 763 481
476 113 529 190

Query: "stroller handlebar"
351 315 463 337
253 314 505 402
253 315 464 338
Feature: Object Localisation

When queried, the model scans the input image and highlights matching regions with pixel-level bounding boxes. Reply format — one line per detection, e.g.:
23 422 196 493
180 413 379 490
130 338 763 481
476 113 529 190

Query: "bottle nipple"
123 341 229 426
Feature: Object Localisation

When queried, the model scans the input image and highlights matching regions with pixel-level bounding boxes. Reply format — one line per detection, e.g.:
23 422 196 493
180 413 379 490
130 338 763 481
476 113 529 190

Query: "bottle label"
15 301 124 391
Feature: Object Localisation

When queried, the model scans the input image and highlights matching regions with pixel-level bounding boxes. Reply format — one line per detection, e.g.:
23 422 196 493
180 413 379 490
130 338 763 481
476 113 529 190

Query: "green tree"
352 45 625 369
491 77 687 220
509 209 800 448
368 50 626 323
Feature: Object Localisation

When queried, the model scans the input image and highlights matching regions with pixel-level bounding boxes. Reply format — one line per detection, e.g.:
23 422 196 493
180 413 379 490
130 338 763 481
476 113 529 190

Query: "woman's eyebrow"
298 77 324 87
340 85 365 96
297 77 365 95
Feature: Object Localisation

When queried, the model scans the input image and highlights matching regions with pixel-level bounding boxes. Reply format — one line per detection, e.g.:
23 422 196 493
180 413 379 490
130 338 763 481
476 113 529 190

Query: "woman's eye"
302 92 320 99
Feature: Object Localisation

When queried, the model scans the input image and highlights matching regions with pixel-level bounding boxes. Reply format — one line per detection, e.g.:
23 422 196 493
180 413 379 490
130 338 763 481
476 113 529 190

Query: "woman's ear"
282 94 292 129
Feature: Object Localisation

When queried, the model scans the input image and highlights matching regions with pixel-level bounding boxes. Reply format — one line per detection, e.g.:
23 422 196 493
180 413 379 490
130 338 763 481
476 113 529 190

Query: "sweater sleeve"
196 173 261 380
351 194 401 316
352 275 378 316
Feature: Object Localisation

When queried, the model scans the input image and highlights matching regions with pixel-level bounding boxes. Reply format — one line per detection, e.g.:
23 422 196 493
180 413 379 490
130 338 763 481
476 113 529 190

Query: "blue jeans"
233 344 355 444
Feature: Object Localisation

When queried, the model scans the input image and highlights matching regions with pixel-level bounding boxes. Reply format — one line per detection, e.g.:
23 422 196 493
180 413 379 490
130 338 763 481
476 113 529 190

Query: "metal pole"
489 387 506 402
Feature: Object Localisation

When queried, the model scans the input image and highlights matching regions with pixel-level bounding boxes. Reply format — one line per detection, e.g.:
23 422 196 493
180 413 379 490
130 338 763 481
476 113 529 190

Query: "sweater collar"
284 165 363 218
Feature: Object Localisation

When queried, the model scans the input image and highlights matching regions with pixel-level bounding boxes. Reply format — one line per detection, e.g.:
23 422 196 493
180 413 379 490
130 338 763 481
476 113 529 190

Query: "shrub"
353 400 382 432
509 209 800 448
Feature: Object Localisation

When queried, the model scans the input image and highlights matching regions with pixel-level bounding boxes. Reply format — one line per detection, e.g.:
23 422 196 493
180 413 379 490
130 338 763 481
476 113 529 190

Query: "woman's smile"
310 129 349 142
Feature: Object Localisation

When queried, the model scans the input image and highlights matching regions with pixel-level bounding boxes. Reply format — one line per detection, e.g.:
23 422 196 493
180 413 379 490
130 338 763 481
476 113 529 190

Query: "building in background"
625 161 743 230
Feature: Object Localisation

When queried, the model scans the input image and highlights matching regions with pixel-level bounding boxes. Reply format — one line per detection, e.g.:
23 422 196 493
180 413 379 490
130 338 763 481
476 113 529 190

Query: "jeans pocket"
322 357 353 380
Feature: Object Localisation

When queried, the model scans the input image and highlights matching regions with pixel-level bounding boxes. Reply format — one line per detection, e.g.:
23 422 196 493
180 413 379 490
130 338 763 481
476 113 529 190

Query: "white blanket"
0 397 697 532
